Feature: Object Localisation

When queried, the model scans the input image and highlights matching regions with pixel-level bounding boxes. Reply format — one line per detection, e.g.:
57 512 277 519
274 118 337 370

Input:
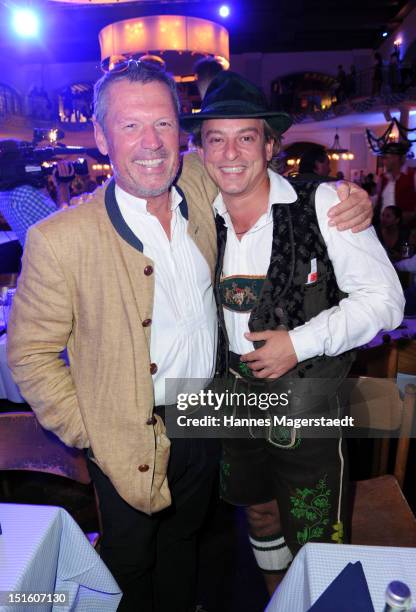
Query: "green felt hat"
180 71 292 135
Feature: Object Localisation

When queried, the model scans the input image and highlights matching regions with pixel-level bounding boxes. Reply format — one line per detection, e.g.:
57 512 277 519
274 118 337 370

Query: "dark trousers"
88 436 220 612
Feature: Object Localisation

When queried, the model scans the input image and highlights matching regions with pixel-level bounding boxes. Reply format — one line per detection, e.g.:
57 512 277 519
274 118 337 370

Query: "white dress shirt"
214 169 405 361
116 185 217 405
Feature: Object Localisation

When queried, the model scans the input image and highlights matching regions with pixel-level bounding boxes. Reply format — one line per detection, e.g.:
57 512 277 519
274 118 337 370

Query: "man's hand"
241 330 298 379
328 181 373 232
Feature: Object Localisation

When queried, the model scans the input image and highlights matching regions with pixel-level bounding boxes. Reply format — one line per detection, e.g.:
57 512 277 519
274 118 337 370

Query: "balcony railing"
271 64 416 123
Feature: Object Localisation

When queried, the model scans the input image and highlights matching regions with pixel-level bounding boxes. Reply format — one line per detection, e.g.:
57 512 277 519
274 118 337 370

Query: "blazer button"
144 265 154 276
150 363 158 375
142 318 152 327
138 464 149 472
146 415 157 425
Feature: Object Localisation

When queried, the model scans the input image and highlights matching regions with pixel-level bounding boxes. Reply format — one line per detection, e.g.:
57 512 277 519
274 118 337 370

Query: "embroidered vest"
214 176 355 380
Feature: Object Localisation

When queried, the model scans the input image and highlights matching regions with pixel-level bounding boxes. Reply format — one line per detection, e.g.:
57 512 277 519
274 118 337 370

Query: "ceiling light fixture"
12 7 39 38
326 130 354 161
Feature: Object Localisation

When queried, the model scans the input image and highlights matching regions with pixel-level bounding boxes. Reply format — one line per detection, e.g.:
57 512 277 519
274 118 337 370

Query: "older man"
181 71 404 593
7 61 220 612
8 61 373 611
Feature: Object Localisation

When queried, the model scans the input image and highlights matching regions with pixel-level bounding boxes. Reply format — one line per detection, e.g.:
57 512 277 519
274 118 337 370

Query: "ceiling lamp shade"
327 130 354 161
49 0 153 5
99 16 229 75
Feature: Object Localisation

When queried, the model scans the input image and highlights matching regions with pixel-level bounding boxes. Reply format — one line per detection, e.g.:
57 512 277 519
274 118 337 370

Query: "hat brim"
180 109 292 135
379 145 411 156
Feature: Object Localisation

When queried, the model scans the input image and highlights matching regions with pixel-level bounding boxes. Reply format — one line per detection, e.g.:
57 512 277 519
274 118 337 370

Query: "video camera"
0 130 109 191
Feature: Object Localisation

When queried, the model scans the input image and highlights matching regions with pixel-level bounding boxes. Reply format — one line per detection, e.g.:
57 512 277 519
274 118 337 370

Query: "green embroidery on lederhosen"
269 425 301 449
331 521 344 543
290 475 332 546
238 361 252 377
219 460 231 494
219 275 266 313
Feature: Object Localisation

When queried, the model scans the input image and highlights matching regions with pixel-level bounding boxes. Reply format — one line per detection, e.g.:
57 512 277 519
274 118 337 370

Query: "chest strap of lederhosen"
218 275 266 313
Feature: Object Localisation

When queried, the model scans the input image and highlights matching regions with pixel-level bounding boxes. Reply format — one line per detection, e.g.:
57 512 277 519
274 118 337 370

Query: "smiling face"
197 118 273 201
94 79 180 200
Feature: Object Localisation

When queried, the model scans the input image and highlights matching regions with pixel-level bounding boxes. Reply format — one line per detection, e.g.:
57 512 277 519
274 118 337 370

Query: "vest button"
144 265 154 276
142 318 152 327
150 363 158 375
138 464 149 472
146 415 157 425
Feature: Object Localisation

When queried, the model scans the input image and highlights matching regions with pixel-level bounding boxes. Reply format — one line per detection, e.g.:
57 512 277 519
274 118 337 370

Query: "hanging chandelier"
99 16 230 74
326 130 354 161
366 118 416 157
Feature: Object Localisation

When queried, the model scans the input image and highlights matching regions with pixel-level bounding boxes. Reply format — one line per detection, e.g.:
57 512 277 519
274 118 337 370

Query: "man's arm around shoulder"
178 151 218 209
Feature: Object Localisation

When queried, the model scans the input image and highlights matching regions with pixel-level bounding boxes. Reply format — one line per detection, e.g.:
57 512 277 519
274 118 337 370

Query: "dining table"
0 503 122 611
0 232 18 246
266 542 416 612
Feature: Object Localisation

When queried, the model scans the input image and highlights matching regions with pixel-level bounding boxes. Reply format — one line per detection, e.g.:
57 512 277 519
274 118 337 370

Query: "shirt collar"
213 168 298 220
115 183 183 215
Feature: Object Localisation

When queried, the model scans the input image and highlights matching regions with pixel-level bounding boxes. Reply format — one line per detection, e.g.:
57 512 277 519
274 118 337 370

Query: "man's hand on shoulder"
328 181 372 233
240 330 298 379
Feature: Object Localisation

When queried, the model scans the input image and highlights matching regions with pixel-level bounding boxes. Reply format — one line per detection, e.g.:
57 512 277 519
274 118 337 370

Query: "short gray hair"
94 60 181 128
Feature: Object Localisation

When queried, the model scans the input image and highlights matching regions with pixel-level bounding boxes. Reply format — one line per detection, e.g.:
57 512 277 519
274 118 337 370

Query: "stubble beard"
115 161 179 199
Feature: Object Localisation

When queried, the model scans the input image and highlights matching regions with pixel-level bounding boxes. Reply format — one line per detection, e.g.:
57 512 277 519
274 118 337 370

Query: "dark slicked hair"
94 61 181 129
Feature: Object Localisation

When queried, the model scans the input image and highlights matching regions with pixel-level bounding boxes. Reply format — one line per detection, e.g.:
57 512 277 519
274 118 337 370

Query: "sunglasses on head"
101 57 166 74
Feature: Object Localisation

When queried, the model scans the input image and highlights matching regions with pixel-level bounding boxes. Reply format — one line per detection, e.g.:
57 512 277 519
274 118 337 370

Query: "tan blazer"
7 153 218 514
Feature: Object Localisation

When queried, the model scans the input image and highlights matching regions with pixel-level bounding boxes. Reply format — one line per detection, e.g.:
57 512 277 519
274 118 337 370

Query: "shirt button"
138 464 149 472
150 363 158 375
146 415 157 425
144 265 154 276
142 318 152 327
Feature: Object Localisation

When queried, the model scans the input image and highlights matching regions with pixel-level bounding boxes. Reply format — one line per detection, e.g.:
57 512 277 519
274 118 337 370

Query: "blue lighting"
12 8 39 38
219 5 230 18
382 31 388 38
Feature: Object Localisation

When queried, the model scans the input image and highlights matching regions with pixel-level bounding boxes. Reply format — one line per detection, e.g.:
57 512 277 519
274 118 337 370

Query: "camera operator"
0 140 75 248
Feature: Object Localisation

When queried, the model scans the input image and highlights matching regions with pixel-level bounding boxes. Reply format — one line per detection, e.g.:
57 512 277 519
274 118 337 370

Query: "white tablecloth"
266 542 416 612
0 335 24 403
0 503 122 611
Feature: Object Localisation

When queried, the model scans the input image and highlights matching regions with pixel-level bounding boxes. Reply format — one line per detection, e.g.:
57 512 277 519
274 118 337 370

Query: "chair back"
351 342 399 378
397 339 416 376
350 380 416 487
0 273 18 288
0 412 90 484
